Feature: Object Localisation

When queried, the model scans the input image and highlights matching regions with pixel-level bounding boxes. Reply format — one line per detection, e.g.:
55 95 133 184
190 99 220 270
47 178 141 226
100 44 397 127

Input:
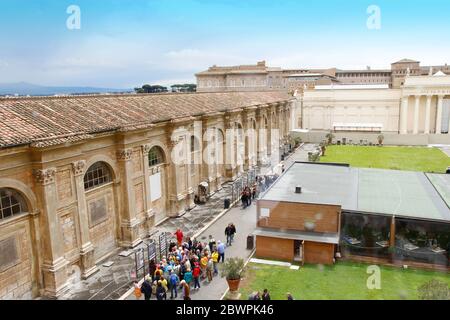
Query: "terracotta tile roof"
0 91 292 148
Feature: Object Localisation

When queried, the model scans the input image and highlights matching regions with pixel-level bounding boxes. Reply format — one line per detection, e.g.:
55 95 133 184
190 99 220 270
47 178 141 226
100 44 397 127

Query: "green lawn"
320 146 450 172
240 261 450 300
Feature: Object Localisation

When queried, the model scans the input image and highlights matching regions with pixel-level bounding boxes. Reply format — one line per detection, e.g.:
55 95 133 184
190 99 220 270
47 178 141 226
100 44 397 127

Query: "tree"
134 84 168 94
170 84 197 93
418 279 450 300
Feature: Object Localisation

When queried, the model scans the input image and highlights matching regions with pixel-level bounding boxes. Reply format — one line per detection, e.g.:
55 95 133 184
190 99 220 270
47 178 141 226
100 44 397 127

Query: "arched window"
149 147 164 167
84 162 112 190
0 188 28 220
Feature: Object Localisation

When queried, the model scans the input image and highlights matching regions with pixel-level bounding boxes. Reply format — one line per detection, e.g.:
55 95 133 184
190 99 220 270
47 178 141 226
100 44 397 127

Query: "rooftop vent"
295 186 302 194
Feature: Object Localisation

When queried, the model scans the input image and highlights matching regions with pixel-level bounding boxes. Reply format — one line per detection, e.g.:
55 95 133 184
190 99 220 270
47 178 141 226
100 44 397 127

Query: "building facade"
296 73 450 142
196 59 450 93
0 91 294 299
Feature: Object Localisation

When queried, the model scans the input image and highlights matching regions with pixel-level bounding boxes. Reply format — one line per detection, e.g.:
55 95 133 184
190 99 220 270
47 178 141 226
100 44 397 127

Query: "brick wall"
258 200 340 233
255 236 294 261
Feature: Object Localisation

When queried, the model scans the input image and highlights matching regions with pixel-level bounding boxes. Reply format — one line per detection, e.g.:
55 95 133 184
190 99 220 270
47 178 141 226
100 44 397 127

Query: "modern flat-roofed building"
255 162 450 268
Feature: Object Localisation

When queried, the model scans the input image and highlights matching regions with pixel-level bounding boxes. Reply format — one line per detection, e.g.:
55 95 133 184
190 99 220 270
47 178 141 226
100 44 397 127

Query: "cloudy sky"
0 0 449 88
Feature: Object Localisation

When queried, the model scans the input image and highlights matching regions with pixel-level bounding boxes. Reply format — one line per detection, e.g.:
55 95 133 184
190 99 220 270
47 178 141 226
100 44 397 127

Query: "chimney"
295 186 302 194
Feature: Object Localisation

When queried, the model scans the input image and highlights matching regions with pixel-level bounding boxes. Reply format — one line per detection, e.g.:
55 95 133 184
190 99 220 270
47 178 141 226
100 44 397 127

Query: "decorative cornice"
71 160 87 176
117 148 133 161
33 168 57 185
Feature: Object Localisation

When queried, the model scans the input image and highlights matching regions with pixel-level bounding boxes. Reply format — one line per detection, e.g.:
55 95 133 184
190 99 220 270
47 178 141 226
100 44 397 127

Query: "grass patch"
240 261 450 300
320 146 450 172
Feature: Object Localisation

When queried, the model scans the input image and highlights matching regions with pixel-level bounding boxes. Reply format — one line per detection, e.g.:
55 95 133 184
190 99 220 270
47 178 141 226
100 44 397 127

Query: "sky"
0 0 449 88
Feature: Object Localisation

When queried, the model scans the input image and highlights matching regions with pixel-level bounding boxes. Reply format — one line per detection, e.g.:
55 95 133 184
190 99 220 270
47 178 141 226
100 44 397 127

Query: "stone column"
400 96 409 134
72 160 98 279
117 148 141 248
436 95 444 134
413 95 420 134
141 144 155 235
424 95 432 134
33 168 69 297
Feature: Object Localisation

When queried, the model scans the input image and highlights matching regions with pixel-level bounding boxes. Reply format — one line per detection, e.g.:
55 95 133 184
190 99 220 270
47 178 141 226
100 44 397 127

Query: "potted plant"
220 257 245 292
377 134 384 146
325 131 335 145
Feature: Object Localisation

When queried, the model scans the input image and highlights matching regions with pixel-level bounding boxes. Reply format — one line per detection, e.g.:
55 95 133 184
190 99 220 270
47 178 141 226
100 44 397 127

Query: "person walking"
262 289 271 300
180 280 191 300
140 276 153 300
211 249 219 275
230 223 236 243
174 229 184 247
169 271 180 299
287 292 294 300
252 184 257 200
225 224 233 246
217 240 226 263
192 263 201 290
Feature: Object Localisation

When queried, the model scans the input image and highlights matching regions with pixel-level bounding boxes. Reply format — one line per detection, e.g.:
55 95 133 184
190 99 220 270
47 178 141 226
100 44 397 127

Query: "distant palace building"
197 59 450 141
196 59 450 92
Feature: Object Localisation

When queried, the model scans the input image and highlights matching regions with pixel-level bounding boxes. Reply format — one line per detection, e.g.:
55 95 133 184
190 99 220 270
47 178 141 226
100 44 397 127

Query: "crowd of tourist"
134 228 234 301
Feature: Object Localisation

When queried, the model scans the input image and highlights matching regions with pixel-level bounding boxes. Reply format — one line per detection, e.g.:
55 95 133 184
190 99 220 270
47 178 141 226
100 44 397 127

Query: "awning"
253 227 339 244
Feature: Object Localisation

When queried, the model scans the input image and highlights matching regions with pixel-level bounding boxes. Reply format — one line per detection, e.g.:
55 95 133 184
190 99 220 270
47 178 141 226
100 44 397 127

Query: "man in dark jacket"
140 276 153 300
225 224 233 246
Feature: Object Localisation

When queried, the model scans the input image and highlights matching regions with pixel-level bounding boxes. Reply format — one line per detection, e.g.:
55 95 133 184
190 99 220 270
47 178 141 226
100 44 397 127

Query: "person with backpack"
140 276 153 300
156 281 166 300
168 270 180 299
206 256 214 282
180 280 191 300
184 268 193 287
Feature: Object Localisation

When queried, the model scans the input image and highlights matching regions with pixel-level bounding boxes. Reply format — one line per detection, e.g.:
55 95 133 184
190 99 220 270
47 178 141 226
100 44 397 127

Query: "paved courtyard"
52 144 312 300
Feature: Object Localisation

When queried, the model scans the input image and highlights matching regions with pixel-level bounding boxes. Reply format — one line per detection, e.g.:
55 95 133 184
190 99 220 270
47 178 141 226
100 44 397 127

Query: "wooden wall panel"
255 236 294 261
258 200 340 233
304 241 335 265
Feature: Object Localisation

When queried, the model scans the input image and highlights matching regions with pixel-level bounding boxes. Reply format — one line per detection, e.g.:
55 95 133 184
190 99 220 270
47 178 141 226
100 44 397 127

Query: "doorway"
294 240 304 263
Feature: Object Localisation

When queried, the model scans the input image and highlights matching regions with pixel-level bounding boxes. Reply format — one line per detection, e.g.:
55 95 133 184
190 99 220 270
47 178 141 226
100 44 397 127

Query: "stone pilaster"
141 144 155 235
117 148 141 248
71 160 98 279
33 167 69 298
167 136 187 217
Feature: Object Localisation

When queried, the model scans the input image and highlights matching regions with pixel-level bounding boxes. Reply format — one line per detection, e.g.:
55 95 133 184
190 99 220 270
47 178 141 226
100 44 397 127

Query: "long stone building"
196 59 450 93
0 91 293 299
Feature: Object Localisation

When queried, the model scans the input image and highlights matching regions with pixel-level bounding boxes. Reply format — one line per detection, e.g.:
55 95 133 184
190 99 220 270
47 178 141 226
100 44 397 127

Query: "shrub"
220 257 245 280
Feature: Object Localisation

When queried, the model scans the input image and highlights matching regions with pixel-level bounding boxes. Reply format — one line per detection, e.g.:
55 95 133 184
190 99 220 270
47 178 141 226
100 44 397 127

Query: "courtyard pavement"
53 144 313 300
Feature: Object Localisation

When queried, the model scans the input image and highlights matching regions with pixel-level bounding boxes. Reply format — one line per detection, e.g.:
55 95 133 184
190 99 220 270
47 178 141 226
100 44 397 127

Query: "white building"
295 72 450 144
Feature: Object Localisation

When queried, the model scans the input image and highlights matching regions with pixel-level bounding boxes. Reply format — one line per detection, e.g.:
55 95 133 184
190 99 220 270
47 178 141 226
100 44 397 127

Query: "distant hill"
0 82 132 96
